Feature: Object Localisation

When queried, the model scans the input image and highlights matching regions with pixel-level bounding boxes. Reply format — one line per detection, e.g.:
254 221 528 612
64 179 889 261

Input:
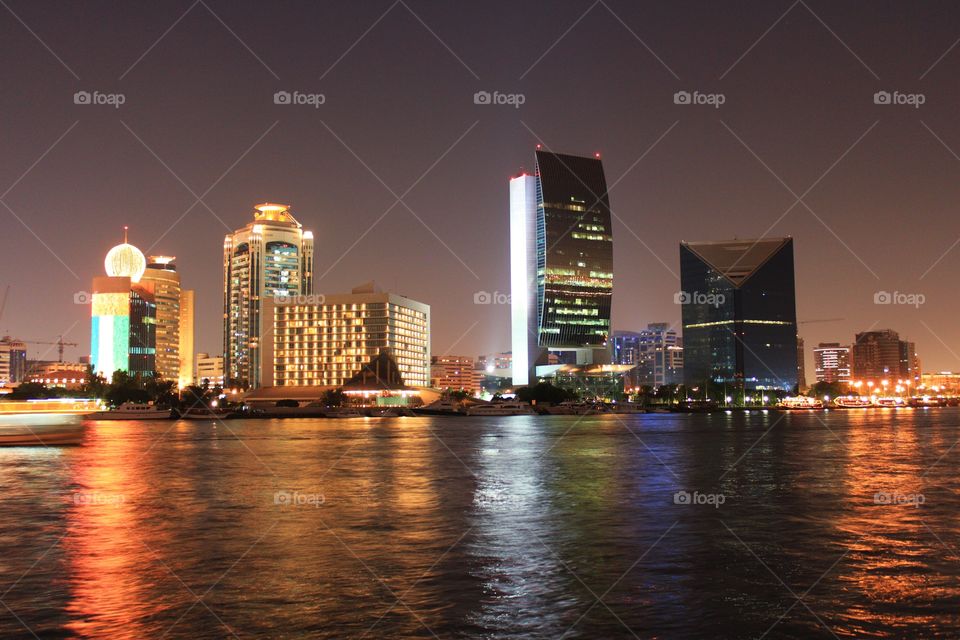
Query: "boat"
86 402 173 420
367 407 415 417
413 397 467 416
0 399 98 446
777 396 824 410
466 401 536 416
179 406 233 420
875 397 907 408
833 396 873 409
324 407 365 418
608 401 646 414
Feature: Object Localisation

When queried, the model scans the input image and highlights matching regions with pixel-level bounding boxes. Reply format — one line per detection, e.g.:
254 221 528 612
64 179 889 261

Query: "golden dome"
104 227 146 282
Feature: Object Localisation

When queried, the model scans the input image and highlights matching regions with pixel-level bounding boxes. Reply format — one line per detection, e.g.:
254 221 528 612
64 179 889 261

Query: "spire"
123 225 129 244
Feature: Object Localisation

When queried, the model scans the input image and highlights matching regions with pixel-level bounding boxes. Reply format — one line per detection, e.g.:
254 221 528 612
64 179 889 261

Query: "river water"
1 410 959 638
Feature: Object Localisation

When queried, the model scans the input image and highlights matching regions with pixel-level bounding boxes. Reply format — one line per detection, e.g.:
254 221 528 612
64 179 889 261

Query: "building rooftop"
682 237 791 287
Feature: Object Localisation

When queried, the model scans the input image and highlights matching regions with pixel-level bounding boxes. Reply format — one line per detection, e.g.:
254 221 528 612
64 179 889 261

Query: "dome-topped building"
104 226 146 282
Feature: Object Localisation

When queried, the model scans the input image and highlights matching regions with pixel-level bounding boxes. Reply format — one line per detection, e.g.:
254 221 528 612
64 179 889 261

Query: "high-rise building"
510 150 613 385
813 343 851 384
0 336 27 386
852 329 915 383
430 355 481 394
261 283 430 388
90 230 156 378
141 256 181 383
179 289 195 388
612 324 683 387
680 238 798 392
223 203 314 388
196 352 225 388
797 337 806 391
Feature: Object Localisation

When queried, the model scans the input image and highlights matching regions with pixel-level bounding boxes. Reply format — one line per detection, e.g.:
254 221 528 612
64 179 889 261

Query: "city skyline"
3 2 960 374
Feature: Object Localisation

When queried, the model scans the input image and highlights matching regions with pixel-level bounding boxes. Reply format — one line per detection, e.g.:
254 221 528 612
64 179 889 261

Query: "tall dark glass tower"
679 238 798 393
510 150 613 384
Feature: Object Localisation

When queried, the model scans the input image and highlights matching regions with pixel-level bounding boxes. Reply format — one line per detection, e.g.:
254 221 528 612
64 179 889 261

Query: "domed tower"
90 228 157 378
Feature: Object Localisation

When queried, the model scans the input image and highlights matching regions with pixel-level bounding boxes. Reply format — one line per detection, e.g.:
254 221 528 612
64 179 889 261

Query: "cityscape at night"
3 1 960 638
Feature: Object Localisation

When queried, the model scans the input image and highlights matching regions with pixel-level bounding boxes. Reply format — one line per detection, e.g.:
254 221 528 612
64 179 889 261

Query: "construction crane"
798 318 845 325
23 336 79 363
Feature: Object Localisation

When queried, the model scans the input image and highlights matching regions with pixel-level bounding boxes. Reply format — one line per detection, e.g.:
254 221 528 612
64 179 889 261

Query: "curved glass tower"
510 151 613 385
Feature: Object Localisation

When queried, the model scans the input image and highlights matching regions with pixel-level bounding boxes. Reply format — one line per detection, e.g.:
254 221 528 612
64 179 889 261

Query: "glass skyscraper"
679 237 798 392
223 203 314 388
510 150 613 385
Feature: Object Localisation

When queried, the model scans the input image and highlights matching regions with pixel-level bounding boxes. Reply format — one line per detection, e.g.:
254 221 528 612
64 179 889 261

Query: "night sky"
3 1 960 373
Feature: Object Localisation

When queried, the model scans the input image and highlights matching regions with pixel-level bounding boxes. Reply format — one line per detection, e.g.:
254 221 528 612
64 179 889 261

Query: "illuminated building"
813 343 851 383
510 150 613 385
680 238 798 392
0 336 27 386
852 330 918 384
141 256 182 383
90 230 156 378
223 203 314 388
920 371 960 395
179 289 195 388
612 324 683 387
261 282 430 388
431 356 481 393
196 353 225 388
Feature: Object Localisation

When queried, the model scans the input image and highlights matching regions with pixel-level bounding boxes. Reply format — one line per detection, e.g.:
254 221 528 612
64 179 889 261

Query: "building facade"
196 353 225 388
223 203 314 388
179 289 195 388
90 232 156 378
430 355 481 393
0 337 27 386
510 150 613 385
612 324 683 387
852 329 917 383
680 238 798 392
262 283 430 388
813 343 851 384
141 256 181 383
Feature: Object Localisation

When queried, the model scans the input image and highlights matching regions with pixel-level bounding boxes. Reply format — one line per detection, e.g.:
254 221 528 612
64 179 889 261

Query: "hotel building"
141 256 195 385
261 283 430 388
179 289 195 388
0 336 27 386
431 355 481 394
852 329 919 384
510 150 614 385
196 353 225 388
223 203 314 388
680 238 798 392
813 343 851 384
90 231 156 378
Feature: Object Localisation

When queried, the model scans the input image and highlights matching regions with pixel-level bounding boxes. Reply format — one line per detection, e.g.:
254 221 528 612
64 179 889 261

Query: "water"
1 410 959 639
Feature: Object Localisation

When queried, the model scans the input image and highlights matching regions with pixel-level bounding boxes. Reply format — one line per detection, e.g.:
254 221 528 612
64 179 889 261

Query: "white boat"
86 402 172 420
543 401 613 415
466 401 536 416
833 396 872 409
324 407 365 418
875 397 907 408
414 397 467 416
777 396 824 410
179 406 233 420
0 399 97 446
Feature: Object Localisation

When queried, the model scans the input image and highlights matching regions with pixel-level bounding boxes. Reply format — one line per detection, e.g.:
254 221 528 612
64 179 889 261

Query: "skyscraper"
223 203 314 388
612 324 683 387
510 150 613 385
90 229 156 378
813 343 851 383
141 256 181 383
852 329 904 383
178 289 195 388
680 237 798 392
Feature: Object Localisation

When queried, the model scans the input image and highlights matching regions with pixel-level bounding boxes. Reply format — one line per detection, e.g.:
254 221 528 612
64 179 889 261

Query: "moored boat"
833 396 873 409
86 402 173 420
466 401 536 416
777 396 824 410
414 397 467 416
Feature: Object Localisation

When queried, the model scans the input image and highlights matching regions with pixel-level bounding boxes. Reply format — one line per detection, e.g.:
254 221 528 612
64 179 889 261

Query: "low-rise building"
196 353 225 388
431 355 481 394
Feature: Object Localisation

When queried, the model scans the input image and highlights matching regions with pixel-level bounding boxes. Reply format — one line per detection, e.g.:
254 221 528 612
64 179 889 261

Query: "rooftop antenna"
123 225 129 243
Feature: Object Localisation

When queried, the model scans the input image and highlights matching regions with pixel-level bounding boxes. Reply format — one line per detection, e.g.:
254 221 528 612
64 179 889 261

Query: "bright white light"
509 174 537 386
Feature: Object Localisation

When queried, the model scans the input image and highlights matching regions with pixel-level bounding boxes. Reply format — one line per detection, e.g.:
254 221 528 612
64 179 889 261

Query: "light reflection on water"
1 410 959 638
